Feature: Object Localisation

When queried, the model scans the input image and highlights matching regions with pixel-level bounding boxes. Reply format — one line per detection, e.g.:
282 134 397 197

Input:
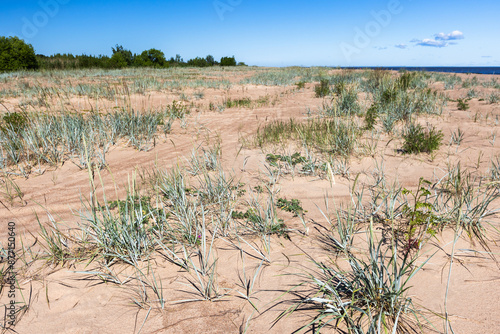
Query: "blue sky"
1 0 499 66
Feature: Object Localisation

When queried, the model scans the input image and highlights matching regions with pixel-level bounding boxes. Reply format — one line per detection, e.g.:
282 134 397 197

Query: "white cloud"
416 39 447 48
435 30 464 41
395 44 408 49
412 30 464 48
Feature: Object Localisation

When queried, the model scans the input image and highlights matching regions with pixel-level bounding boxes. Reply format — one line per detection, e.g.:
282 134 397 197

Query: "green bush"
314 79 330 97
1 112 28 134
0 36 38 72
402 123 443 154
364 103 379 130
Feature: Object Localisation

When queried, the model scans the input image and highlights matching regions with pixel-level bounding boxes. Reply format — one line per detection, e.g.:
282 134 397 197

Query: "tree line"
0 36 245 72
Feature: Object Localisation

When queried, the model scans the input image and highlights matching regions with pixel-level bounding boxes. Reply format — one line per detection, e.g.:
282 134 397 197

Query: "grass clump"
330 84 361 116
79 191 165 265
0 106 183 172
224 97 252 108
402 123 443 155
277 225 433 333
254 118 360 157
488 93 499 104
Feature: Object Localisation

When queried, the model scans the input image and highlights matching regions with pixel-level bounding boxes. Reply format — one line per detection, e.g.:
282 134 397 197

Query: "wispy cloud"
395 44 408 49
482 56 492 58
435 30 464 41
374 46 388 50
416 39 447 48
412 30 464 48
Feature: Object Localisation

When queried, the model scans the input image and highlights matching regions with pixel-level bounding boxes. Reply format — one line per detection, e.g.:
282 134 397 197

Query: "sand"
1 68 499 333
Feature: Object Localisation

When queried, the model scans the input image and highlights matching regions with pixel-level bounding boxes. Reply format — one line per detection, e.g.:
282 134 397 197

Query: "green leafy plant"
401 178 440 250
266 153 306 167
276 198 305 217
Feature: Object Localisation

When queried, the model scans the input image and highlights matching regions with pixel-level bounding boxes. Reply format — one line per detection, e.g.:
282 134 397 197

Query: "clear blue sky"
1 0 499 66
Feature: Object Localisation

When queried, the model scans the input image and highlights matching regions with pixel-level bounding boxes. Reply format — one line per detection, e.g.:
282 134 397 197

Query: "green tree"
111 44 133 66
0 36 38 72
206 55 215 66
187 56 208 67
108 52 128 68
139 48 167 67
220 56 236 66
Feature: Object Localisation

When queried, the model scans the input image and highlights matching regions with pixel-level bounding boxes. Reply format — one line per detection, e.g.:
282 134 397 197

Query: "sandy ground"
1 68 499 333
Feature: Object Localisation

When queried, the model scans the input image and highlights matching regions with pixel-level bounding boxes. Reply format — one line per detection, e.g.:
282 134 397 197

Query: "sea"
344 67 500 75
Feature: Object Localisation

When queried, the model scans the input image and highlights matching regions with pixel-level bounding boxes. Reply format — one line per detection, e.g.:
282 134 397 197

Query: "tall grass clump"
441 75 462 90
240 68 314 86
432 164 500 252
323 82 361 116
277 224 433 333
78 190 167 265
156 167 204 245
363 71 444 132
0 104 185 172
254 118 361 157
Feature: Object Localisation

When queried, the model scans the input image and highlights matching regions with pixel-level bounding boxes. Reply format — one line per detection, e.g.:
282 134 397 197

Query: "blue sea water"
345 67 500 75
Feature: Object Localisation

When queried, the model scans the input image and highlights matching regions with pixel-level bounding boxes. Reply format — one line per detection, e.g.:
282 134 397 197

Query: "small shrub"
402 123 443 154
1 112 28 134
296 81 306 90
364 103 379 130
314 79 330 97
106 195 167 225
457 98 470 111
